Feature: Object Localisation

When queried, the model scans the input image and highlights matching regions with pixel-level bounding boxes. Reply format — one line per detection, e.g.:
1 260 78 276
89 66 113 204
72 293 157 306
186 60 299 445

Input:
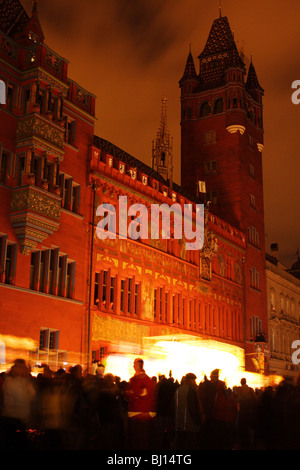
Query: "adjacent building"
266 246 300 381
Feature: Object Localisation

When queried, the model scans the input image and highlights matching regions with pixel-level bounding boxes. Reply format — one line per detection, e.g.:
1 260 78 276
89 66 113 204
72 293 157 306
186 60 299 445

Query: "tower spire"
152 96 173 186
32 0 38 15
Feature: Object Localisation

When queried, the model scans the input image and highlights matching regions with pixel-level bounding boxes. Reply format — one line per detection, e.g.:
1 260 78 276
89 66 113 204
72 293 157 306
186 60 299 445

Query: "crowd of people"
0 357 299 450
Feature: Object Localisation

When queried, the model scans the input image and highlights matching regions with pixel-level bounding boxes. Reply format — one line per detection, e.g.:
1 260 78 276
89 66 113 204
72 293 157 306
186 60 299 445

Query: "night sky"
21 0 300 268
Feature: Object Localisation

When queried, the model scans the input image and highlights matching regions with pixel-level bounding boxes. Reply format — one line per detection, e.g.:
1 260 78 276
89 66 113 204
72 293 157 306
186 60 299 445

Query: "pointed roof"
246 61 264 92
0 0 29 36
13 0 44 43
158 95 168 138
0 0 44 43
194 16 246 91
198 15 243 65
152 96 173 184
179 49 198 85
154 95 173 152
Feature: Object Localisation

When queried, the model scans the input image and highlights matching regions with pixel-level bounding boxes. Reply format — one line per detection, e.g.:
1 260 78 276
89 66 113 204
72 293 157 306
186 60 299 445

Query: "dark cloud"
108 0 180 64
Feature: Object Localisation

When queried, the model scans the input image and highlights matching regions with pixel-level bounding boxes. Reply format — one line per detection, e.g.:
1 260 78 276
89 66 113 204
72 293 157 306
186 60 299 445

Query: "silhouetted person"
236 378 258 449
173 373 203 450
0 359 36 449
198 369 225 449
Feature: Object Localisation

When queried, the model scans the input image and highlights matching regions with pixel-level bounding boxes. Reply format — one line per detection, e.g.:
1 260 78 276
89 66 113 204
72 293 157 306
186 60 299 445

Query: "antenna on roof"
219 0 222 17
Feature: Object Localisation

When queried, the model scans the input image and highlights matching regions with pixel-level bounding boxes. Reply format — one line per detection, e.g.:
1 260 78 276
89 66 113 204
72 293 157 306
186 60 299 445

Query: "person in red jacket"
124 358 156 450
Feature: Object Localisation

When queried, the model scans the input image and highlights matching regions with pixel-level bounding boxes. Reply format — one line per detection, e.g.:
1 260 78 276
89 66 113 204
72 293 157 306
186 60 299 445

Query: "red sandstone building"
0 1 269 384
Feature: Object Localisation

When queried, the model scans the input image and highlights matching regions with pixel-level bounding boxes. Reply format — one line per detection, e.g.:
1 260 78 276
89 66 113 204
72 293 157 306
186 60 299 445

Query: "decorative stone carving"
16 114 65 149
10 185 61 254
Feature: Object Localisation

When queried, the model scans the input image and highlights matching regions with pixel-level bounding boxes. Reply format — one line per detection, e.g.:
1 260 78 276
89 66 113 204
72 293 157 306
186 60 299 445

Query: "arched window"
213 97 223 114
0 80 6 105
199 101 210 117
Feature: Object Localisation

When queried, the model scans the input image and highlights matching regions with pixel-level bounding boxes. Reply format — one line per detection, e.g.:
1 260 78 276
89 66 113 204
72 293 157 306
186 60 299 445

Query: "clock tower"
179 13 268 372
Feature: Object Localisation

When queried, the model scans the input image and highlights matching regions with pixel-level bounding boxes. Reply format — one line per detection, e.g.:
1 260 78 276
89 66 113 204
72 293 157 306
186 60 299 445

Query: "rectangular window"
134 283 139 316
270 291 275 310
23 87 30 114
30 154 42 182
4 243 16 285
57 255 65 297
39 329 48 350
39 328 59 351
127 278 132 313
165 292 169 323
204 130 217 144
59 173 80 213
110 276 115 310
248 135 254 148
95 270 116 311
250 194 256 208
250 266 260 289
120 279 125 312
16 155 25 186
39 250 47 292
159 287 163 321
153 287 168 323
172 294 175 323
44 160 55 186
118 276 140 316
66 261 75 299
49 330 57 350
37 328 66 369
66 119 76 145
248 226 260 248
102 270 108 306
29 252 36 290
250 316 262 340
6 84 14 112
48 249 58 295
0 237 17 285
94 272 100 305
71 184 80 213
204 160 217 173
0 151 9 183
30 249 74 298
37 89 46 113
63 177 72 209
